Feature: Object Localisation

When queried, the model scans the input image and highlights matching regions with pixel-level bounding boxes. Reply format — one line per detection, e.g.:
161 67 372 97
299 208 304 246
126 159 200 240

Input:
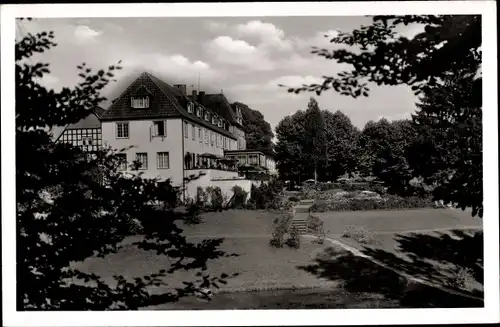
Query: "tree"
275 110 308 183
409 65 482 217
303 98 327 182
234 101 275 156
282 15 482 216
16 18 235 310
321 110 361 181
359 118 416 194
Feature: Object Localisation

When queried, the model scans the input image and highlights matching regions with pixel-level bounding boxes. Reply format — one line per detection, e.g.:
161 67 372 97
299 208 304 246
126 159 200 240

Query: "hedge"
310 195 435 212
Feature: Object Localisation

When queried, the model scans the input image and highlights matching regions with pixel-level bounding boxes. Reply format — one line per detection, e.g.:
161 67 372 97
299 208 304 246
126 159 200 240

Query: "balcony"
184 152 238 172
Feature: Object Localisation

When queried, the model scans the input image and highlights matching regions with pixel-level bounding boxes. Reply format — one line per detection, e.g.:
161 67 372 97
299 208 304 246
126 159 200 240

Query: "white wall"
183 169 240 199
102 119 184 185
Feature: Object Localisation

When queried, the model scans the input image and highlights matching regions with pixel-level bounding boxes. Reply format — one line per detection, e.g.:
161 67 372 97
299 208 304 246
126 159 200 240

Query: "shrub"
269 213 292 248
250 180 284 210
288 196 299 202
231 185 248 209
307 214 326 244
205 186 224 211
310 194 434 212
446 267 476 292
286 225 301 249
342 225 378 245
196 186 206 205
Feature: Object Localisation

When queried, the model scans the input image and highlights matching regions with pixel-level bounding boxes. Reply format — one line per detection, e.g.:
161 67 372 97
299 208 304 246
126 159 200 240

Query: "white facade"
102 118 238 186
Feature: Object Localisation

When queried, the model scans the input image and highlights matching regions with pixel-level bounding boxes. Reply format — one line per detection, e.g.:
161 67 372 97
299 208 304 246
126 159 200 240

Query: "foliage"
310 194 434 212
235 101 275 156
275 110 308 182
342 226 378 245
283 15 482 217
307 215 326 244
248 180 284 210
408 67 482 217
231 185 248 209
286 225 301 249
359 118 416 195
322 110 361 180
303 98 327 180
16 19 233 310
205 186 224 211
269 214 292 248
446 267 477 292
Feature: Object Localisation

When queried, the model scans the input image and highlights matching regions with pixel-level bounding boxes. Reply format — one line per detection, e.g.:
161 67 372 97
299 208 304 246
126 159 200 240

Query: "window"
205 130 209 144
210 132 214 146
187 102 194 113
216 134 220 148
223 137 226 149
152 121 166 137
131 97 150 109
204 112 210 121
191 124 195 140
116 153 127 171
196 107 202 117
198 128 202 142
183 121 188 138
136 153 148 170
157 152 169 169
116 122 129 138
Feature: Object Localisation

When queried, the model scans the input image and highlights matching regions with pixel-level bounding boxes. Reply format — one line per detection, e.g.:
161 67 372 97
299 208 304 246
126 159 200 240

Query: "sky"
17 16 426 132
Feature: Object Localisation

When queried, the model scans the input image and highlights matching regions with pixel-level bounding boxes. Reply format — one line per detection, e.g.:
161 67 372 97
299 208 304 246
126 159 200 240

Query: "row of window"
183 121 233 150
116 152 169 170
186 102 228 130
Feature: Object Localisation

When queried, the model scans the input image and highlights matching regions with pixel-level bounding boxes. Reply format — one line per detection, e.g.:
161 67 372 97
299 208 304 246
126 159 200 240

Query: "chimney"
192 90 197 101
173 84 187 96
198 91 205 103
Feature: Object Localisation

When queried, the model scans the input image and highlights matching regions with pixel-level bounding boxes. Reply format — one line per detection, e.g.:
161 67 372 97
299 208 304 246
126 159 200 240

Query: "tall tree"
282 15 482 216
359 118 416 194
234 101 275 155
322 110 361 181
275 110 308 183
303 98 327 182
409 65 482 217
16 18 233 310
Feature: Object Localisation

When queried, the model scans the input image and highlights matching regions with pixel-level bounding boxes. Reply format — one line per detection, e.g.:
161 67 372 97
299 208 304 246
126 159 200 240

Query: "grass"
336 228 484 296
72 209 484 309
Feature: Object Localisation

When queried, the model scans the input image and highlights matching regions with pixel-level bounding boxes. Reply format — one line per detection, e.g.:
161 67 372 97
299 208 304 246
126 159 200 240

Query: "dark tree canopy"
303 98 327 180
322 110 361 180
234 101 275 156
16 19 234 310
409 65 482 217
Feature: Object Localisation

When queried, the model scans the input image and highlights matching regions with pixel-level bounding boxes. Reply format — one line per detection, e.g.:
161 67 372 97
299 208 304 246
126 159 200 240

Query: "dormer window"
196 107 202 117
218 120 223 128
187 102 194 113
204 112 210 121
212 115 217 125
131 97 149 109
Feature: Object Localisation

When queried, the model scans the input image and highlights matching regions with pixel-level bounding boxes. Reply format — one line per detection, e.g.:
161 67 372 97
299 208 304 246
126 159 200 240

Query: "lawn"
70 208 484 309
315 208 482 236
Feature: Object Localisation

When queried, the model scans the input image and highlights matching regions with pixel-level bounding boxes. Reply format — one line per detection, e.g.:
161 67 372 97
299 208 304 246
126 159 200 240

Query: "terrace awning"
199 153 217 159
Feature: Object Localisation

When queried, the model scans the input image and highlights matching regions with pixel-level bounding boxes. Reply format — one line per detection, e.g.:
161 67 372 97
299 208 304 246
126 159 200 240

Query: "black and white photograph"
1 1 498 326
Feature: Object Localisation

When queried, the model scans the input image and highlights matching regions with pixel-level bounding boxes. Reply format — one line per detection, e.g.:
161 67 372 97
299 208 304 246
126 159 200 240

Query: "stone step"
294 205 311 213
299 199 315 205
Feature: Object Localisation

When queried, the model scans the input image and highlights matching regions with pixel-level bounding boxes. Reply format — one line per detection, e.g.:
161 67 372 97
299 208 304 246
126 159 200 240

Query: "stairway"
290 199 315 234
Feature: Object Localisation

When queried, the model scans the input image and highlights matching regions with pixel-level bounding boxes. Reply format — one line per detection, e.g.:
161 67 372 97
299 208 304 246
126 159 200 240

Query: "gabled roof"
194 93 237 124
100 72 236 139
54 107 103 142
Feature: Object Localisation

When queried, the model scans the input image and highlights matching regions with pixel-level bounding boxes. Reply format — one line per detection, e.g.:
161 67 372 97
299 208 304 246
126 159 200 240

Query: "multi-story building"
55 106 105 152
99 72 241 188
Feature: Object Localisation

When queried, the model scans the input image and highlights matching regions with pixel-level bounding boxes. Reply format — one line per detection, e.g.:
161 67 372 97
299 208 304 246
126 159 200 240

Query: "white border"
1 1 498 326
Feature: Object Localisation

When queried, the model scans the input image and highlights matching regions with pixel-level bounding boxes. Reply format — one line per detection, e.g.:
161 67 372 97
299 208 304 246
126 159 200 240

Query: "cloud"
206 36 275 71
103 22 124 33
205 21 228 32
35 74 61 90
73 25 102 43
122 52 218 83
235 20 292 51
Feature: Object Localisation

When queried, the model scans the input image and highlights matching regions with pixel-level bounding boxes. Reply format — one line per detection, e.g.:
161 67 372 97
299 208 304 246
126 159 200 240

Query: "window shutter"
164 121 167 137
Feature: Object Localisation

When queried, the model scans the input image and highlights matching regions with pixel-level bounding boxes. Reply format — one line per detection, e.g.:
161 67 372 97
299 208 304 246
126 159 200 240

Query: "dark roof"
93 106 106 118
225 149 276 159
195 93 237 124
100 72 236 139
55 107 103 142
